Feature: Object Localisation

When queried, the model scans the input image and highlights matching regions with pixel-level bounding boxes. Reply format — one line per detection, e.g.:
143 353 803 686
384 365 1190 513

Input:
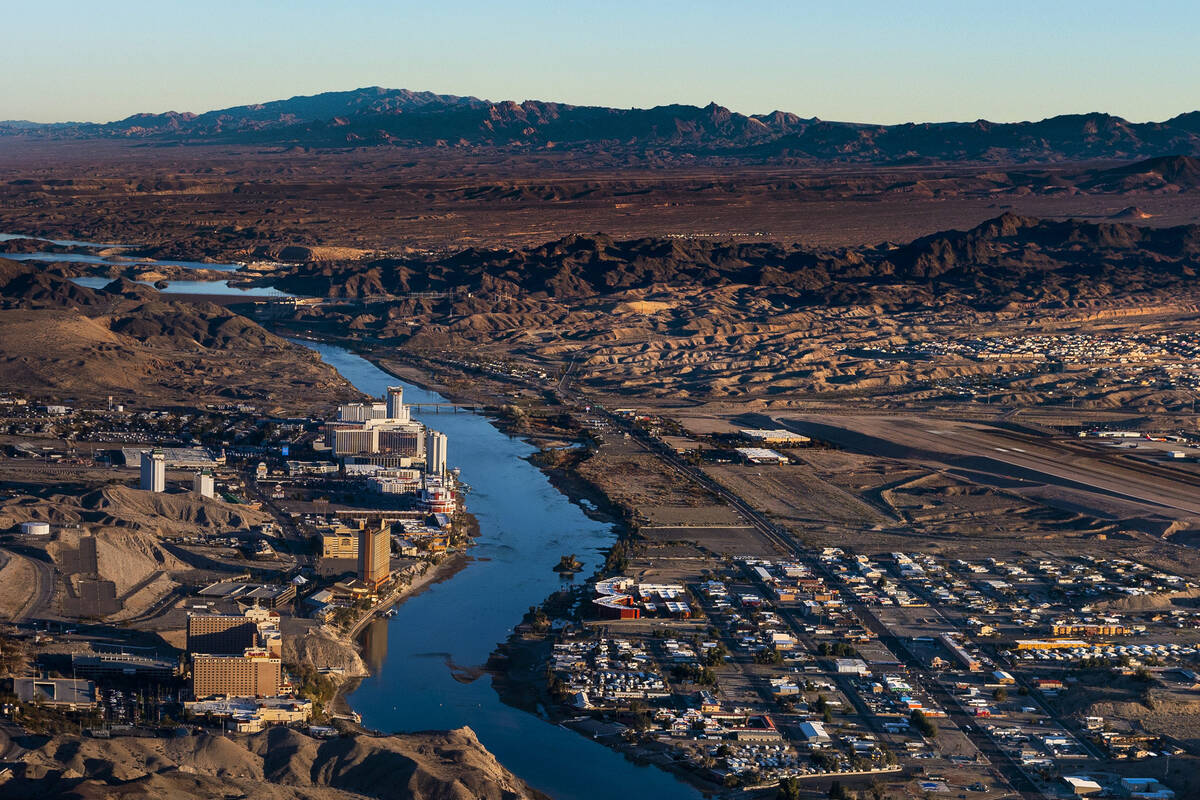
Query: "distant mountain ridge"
264 213 1200 311
3 87 1200 164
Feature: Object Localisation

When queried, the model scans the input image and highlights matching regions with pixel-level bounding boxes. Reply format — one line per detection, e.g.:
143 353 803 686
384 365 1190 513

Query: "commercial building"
378 428 422 455
187 607 281 657
939 632 982 671
193 471 215 499
13 677 96 710
196 581 297 608
72 652 179 680
192 648 282 699
140 450 166 492
357 522 391 590
123 446 221 469
1062 776 1103 796
320 527 360 559
740 429 811 445
368 468 422 495
418 478 456 513
734 447 789 465
1052 623 1131 637
336 402 388 423
834 658 871 676
1015 639 1091 650
332 426 378 457
330 419 425 458
386 386 410 423
183 696 313 731
425 430 447 476
798 720 831 744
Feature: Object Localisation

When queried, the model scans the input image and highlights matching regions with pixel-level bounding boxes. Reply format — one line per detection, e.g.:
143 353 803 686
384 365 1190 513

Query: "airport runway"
777 414 1200 522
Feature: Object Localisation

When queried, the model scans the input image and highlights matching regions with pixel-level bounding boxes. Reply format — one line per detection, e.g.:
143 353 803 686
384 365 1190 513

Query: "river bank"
290 338 704 800
324 549 472 720
351 348 732 794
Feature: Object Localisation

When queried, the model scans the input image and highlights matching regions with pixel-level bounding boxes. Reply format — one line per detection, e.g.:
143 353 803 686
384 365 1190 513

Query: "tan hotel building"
192 649 282 699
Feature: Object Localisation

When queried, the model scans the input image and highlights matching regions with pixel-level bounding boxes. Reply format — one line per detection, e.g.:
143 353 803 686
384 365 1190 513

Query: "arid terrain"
4 725 548 799
0 259 358 412
4 89 1200 798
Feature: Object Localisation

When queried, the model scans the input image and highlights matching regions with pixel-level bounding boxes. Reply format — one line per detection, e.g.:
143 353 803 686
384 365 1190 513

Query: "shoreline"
328 548 473 720
348 350 718 790
282 336 720 797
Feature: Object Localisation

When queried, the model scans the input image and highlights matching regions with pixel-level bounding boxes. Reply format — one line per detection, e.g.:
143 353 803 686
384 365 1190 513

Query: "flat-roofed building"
321 530 359 559
740 429 811 445
337 402 387 423
425 430 447 476
735 447 789 465
72 652 179 680
123 446 221 469
378 428 422 456
385 386 409 423
187 607 281 657
192 649 282 699
196 581 297 609
13 677 96 710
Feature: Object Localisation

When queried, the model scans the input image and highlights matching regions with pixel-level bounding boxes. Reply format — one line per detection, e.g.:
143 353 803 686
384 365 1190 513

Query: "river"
1 232 244 272
70 276 295 297
294 340 703 800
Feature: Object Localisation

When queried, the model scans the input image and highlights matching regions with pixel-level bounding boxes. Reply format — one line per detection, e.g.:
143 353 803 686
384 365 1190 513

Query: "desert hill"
4 86 1199 164
1085 154 1200 192
270 214 1200 405
0 261 358 411
270 214 1200 311
6 726 549 800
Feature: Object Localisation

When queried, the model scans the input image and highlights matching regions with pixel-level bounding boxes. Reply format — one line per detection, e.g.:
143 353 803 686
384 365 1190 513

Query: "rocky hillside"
0 260 360 411
271 213 1200 311
272 214 1200 405
7 726 549 800
5 86 1199 163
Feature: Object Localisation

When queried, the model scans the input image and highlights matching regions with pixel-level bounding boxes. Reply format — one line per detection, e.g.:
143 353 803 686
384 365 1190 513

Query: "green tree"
777 777 803 800
910 709 938 739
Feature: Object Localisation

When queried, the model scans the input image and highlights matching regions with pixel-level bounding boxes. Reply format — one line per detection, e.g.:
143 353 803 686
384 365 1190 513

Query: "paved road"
572 402 1046 798
0 547 54 622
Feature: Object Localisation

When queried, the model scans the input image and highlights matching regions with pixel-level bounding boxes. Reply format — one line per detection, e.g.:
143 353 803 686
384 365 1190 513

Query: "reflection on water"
0 232 128 248
360 617 389 677
294 340 701 800
1 231 243 273
70 276 296 297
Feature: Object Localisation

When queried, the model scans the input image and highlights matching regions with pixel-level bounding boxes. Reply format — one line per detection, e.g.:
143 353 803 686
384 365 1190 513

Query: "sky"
3 0 1198 125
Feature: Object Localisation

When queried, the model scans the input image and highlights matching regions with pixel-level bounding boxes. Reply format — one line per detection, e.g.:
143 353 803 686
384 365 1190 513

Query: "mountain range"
265 212 1200 311
4 87 1200 164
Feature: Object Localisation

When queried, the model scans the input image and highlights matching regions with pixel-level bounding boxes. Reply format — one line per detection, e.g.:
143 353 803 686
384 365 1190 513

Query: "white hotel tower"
425 430 448 476
140 450 166 493
386 386 410 423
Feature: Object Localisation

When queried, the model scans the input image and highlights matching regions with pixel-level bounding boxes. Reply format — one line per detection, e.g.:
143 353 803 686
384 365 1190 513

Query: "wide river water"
294 340 703 800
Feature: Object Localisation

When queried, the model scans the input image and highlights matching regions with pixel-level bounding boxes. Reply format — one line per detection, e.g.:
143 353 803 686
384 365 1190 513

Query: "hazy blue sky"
4 0 1197 124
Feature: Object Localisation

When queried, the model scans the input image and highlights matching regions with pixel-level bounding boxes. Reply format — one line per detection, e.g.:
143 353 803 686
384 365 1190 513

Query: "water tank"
20 521 50 536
